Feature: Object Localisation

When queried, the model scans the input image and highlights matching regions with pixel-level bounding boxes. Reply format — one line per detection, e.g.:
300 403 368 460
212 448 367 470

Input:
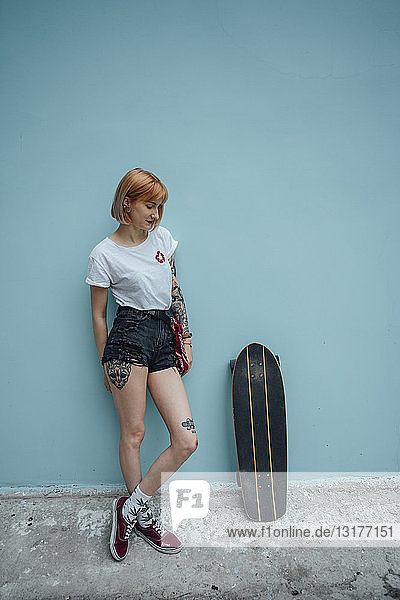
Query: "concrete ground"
0 476 399 600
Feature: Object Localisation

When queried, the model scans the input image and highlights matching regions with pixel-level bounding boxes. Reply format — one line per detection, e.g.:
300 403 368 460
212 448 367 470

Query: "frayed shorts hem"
101 355 148 369
101 355 177 374
148 361 177 374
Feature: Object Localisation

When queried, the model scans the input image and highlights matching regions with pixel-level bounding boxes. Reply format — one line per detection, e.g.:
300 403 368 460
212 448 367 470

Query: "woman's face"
127 198 164 229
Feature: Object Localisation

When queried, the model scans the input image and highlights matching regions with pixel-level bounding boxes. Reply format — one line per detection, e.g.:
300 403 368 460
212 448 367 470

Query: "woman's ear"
123 197 131 212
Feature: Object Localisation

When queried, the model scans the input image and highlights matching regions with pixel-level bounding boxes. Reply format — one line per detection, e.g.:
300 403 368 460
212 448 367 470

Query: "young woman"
85 168 197 560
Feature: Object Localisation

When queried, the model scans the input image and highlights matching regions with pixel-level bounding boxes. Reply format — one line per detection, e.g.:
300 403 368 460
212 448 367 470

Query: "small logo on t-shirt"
155 250 165 263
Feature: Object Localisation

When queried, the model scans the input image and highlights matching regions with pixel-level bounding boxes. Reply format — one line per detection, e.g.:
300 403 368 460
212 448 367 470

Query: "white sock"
122 483 153 526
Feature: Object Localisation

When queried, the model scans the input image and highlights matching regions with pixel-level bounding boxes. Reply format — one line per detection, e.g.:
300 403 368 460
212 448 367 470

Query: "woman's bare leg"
140 366 198 496
104 360 149 495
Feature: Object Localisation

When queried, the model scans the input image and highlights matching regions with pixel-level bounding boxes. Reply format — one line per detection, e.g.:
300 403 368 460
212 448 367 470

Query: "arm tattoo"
169 255 177 278
169 254 190 336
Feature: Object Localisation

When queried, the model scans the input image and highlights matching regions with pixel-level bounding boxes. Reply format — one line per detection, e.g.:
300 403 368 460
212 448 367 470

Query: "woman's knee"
120 426 145 447
172 434 198 458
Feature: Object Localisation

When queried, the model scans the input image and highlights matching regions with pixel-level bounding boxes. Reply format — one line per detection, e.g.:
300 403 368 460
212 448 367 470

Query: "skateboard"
230 343 287 521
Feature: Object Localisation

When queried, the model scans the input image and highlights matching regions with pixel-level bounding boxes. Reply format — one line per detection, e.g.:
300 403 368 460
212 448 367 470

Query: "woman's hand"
183 341 193 374
102 365 112 392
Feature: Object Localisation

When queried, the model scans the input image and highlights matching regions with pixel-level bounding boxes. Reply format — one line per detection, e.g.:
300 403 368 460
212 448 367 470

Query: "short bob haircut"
111 168 168 231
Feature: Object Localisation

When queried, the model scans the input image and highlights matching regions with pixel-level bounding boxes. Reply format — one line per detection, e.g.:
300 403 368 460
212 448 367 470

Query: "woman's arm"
89 285 112 391
169 253 190 336
89 285 109 361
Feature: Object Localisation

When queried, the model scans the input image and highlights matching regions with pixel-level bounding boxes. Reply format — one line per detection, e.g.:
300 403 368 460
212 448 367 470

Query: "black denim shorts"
101 306 177 374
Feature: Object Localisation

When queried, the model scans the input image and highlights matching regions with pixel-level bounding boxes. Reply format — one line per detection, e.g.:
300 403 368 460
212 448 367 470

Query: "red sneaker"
134 517 183 554
109 496 135 561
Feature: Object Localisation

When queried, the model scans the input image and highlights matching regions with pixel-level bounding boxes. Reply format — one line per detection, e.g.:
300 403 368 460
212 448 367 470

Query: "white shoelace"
151 518 167 537
135 501 167 537
123 519 135 540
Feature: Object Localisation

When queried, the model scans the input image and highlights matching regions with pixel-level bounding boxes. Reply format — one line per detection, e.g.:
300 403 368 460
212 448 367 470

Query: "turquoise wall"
1 0 399 488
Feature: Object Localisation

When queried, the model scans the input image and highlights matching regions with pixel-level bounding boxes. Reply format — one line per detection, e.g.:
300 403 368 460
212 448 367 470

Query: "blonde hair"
111 168 168 230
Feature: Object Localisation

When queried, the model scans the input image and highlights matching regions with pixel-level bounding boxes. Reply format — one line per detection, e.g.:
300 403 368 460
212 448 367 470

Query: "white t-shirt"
85 224 178 310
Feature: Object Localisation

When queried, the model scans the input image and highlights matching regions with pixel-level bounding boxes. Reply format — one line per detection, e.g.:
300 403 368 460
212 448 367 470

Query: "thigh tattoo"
104 359 132 390
181 417 196 433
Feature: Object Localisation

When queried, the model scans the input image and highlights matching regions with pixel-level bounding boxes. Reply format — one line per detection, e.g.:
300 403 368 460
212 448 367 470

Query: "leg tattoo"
104 359 132 390
181 417 196 433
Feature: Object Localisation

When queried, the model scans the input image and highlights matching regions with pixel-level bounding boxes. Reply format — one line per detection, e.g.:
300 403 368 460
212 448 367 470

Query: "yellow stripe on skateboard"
246 346 261 521
263 346 277 520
